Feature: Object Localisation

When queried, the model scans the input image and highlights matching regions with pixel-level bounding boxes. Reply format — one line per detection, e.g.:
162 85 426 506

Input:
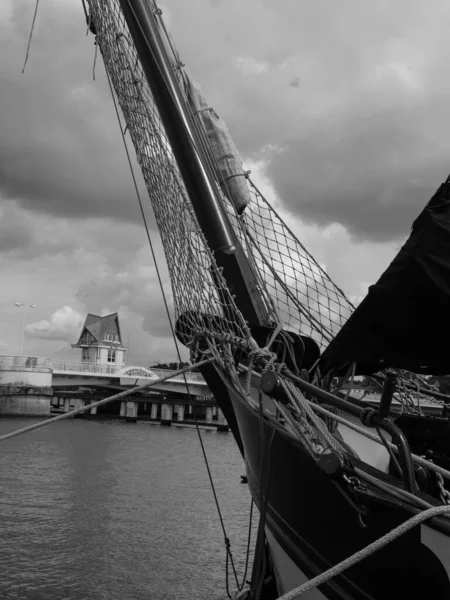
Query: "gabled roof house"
72 313 127 367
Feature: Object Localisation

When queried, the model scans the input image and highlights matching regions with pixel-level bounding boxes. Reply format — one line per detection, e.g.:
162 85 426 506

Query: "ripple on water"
0 419 255 600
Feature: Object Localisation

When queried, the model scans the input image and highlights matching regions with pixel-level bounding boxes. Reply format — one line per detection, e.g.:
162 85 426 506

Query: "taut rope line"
275 504 450 599
0 359 214 444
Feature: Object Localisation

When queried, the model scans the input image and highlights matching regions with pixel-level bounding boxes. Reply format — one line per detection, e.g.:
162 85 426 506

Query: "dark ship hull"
202 363 450 600
83 2 450 598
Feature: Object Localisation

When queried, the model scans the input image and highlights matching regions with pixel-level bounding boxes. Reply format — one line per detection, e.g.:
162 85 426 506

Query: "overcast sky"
1 0 449 365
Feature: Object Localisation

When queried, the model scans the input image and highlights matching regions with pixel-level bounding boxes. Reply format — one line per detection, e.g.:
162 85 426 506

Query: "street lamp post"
13 302 36 356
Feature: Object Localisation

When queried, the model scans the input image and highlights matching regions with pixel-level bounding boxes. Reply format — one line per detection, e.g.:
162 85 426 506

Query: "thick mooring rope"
275 504 450 599
0 359 213 443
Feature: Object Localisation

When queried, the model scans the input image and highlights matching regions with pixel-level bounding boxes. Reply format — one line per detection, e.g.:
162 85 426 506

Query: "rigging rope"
0 359 213 444
240 498 254 590
80 7 450 599
21 0 40 73
103 59 182 367
100 38 242 596
274 504 450 599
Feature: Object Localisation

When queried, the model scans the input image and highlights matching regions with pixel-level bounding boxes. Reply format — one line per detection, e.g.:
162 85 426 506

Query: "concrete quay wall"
0 385 53 416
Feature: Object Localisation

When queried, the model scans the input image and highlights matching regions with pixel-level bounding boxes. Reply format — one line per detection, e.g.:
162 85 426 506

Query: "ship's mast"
118 0 269 326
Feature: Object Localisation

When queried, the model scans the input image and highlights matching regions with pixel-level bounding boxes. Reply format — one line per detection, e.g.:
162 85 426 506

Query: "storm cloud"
2 0 450 363
0 0 147 223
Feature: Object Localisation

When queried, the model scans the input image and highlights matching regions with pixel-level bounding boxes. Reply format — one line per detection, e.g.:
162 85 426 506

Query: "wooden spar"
118 0 270 326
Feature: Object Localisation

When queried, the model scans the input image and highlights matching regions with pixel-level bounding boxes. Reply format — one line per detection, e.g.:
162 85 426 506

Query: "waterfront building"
72 313 127 367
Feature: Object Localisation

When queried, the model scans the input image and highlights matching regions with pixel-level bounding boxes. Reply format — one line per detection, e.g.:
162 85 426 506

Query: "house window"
107 349 116 363
104 334 119 343
82 349 89 361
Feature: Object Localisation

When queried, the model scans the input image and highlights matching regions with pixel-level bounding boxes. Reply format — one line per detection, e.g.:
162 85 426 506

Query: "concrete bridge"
0 355 213 420
51 359 208 396
0 355 209 396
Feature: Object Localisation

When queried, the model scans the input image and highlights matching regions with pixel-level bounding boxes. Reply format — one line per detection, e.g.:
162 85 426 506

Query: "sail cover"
320 175 450 376
179 66 251 214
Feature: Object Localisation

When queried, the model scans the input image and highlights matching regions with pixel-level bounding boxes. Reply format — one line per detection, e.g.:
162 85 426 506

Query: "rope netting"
88 0 249 353
229 184 354 346
87 0 353 362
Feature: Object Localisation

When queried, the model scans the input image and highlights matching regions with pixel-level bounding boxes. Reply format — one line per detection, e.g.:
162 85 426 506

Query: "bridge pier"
206 406 213 424
126 401 138 423
74 398 85 418
217 408 229 432
120 401 126 417
161 403 173 426
175 404 185 422
90 405 97 416
151 403 158 420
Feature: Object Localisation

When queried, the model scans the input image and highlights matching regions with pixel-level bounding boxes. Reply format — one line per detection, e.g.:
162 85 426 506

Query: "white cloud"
234 56 268 75
26 306 85 341
373 61 422 92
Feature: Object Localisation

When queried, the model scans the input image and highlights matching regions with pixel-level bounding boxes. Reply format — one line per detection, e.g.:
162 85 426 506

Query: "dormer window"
104 334 119 343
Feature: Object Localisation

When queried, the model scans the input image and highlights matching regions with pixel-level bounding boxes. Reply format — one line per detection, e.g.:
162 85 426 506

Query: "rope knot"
274 361 286 374
360 408 377 427
248 347 278 369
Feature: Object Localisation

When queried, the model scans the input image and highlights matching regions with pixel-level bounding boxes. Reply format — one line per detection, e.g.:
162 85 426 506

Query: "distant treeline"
149 361 200 372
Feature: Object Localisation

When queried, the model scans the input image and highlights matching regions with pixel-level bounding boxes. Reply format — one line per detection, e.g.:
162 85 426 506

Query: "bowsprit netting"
87 0 354 362
227 184 354 348
87 0 250 354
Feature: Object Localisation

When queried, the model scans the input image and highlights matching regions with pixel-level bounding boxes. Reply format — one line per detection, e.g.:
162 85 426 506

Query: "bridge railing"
51 360 205 383
149 368 205 382
0 355 206 383
51 360 121 375
0 355 52 370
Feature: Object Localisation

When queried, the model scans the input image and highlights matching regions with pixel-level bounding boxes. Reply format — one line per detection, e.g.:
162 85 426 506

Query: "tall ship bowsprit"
15 0 450 598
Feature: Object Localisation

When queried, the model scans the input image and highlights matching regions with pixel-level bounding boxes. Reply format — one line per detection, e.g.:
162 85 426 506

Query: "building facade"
72 313 127 367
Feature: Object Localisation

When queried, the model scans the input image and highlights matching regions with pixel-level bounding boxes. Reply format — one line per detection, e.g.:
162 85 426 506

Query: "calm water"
0 418 254 600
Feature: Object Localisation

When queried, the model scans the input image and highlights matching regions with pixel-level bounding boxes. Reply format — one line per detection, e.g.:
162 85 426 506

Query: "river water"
0 418 254 600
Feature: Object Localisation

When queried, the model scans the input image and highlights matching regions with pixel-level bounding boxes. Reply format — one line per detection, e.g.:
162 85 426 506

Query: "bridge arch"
115 366 159 379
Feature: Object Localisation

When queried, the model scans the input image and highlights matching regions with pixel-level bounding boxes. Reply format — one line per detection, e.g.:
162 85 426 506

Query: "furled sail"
320 175 450 376
156 18 251 215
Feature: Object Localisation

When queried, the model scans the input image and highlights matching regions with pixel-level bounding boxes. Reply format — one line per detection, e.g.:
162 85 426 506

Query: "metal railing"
0 355 52 370
51 360 121 375
0 355 206 384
